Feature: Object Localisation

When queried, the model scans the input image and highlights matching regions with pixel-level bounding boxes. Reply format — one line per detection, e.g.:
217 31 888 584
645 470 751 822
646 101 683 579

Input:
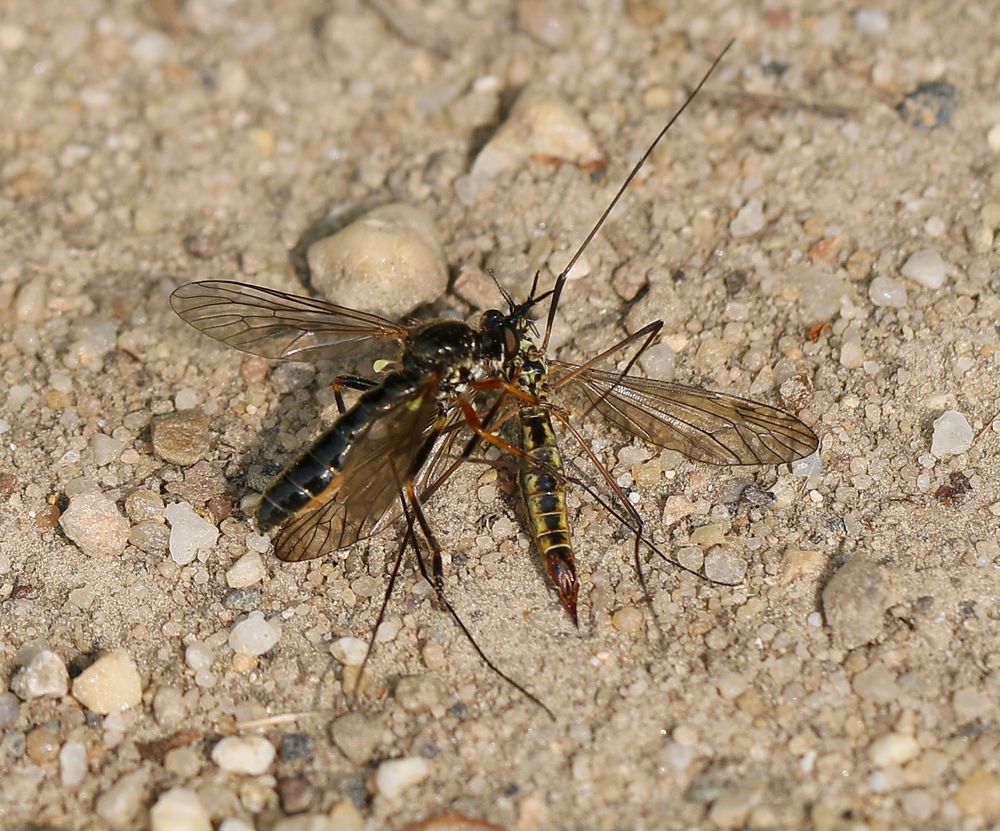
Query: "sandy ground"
2 0 999 829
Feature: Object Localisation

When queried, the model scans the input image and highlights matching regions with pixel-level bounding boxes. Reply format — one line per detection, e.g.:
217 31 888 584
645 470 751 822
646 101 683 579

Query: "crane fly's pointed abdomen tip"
547 556 579 628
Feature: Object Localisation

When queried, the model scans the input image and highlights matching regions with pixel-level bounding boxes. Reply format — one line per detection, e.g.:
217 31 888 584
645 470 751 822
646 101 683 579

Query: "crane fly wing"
170 280 407 362
274 382 442 562
549 361 818 466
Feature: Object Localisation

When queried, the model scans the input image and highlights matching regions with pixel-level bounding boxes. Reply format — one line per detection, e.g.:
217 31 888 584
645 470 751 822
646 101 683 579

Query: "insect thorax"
507 336 549 399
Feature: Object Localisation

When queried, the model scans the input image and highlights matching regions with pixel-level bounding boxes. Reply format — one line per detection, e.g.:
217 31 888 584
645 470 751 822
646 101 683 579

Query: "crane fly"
170 41 818 712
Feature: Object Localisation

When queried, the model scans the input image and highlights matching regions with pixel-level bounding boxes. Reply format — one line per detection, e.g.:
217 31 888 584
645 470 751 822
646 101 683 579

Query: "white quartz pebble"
375 756 430 799
228 611 281 656
211 735 276 775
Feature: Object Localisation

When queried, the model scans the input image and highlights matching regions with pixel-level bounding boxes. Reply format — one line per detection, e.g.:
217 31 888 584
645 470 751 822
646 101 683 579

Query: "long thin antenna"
541 39 736 351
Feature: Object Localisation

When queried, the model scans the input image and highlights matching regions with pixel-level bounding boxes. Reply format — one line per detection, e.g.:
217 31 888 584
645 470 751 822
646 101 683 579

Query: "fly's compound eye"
479 309 509 356
480 309 505 337
504 327 518 357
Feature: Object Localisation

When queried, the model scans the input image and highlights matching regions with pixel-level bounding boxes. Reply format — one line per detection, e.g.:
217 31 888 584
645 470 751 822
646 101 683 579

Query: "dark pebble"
223 588 262 610
280 733 313 761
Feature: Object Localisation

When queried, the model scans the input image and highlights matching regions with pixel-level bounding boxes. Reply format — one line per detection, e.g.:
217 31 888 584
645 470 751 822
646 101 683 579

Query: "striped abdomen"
257 371 423 531
519 405 579 625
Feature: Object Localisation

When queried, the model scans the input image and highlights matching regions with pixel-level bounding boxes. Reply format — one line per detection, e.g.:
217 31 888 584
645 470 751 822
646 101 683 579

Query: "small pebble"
25 726 61 763
130 31 173 63
930 410 973 457
62 320 118 369
988 123 1000 154
328 801 365 831
59 492 130 557
611 606 644 634
11 649 69 700
164 502 219 565
125 489 165 522
14 275 48 322
72 650 143 713
330 711 381 765
270 363 316 393
271 817 337 831
280 733 313 761
374 756 430 800
822 556 890 648
92 433 126 466
708 787 761 827
900 789 936 821
854 8 889 34
729 199 766 237
897 81 957 128
638 343 676 381
900 248 946 289
375 619 401 643
797 267 848 322
308 203 447 318
839 340 864 369
151 410 211 466
868 732 919 767
952 686 992 723
954 767 1000 816
211 735 275 775
163 746 201 778
278 775 316 814
59 739 88 785
394 675 443 713
153 685 186 727
184 641 214 671
868 275 907 308
223 587 262 611
703 546 747 584
174 388 199 410
0 692 20 726
129 520 170 555
229 611 281 656
226 550 266 588
219 820 255 831
471 84 602 178
517 0 575 48
331 637 368 666
852 663 899 704
150 787 212 831
662 495 696 526
0 23 28 51
95 769 151 830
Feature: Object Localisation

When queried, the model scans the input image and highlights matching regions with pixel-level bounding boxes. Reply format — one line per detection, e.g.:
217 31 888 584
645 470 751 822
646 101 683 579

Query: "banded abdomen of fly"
258 369 425 531
519 404 578 625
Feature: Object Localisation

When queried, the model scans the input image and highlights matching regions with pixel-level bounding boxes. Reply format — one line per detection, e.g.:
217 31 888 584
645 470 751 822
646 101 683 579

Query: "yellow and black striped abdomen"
519 406 579 624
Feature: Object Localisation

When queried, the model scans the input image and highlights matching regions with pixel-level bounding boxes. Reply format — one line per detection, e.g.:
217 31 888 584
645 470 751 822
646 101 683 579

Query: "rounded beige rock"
307 203 447 319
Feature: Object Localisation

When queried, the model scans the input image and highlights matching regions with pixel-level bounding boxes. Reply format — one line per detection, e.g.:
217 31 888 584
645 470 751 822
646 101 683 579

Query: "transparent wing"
170 280 407 362
274 382 441 562
549 361 818 466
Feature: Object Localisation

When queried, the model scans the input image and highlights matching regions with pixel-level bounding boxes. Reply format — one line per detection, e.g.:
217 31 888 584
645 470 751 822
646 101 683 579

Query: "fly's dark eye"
480 309 504 337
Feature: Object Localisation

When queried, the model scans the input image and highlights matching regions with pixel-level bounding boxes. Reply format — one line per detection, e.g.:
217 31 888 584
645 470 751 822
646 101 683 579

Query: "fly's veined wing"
274 381 442 562
170 280 407 362
549 361 818 466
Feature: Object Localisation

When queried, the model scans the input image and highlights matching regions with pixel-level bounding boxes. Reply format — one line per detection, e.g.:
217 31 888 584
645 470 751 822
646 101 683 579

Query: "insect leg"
549 320 663 391
353 498 414 700
331 374 378 415
400 481 554 719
